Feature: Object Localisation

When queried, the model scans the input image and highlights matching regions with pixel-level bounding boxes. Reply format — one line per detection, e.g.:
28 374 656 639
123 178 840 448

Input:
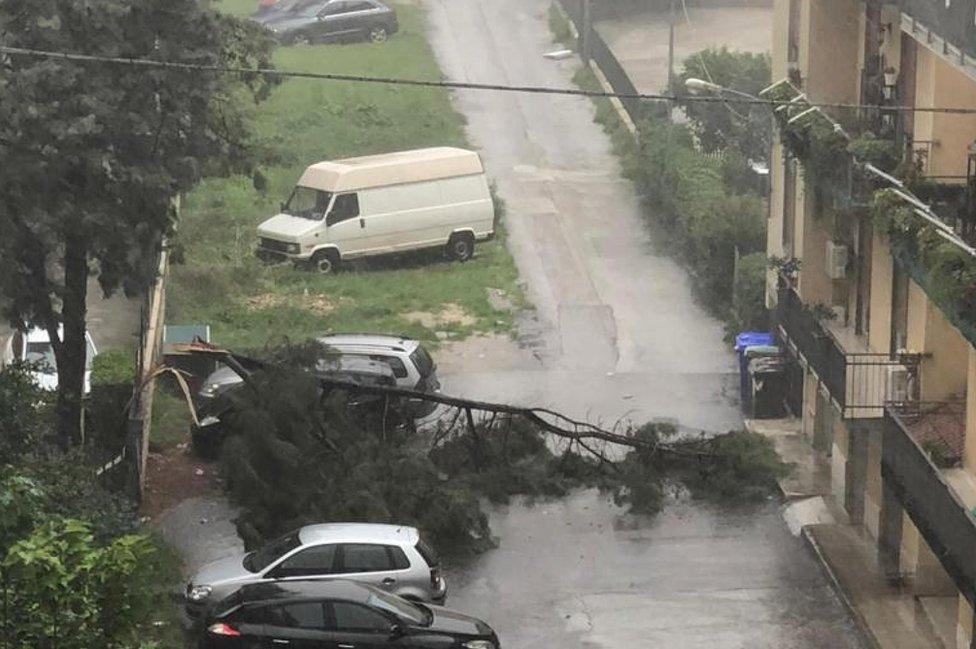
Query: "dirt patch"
141 445 222 520
244 291 341 316
403 303 477 328
486 287 516 312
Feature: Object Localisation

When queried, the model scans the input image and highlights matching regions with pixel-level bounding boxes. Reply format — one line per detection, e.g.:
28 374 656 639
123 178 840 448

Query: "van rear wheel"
447 234 474 262
311 250 340 274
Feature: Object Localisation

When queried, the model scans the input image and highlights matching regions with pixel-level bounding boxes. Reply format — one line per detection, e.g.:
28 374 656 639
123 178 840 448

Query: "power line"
3 44 976 115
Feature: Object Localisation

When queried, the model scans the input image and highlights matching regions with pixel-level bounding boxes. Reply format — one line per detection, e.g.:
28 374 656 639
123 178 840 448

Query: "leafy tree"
674 47 772 163
0 0 276 443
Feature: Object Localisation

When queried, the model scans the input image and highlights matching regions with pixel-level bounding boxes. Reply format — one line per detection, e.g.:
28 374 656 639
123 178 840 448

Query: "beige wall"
901 511 919 579
767 136 786 307
796 184 833 305
868 230 894 354
920 300 970 402
804 0 861 106
912 48 976 178
966 348 976 472
831 418 849 507
771 0 790 80
906 280 927 352
958 595 973 649
865 428 883 539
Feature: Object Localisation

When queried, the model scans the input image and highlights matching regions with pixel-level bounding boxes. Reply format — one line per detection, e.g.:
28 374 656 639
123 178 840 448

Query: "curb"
801 526 882 649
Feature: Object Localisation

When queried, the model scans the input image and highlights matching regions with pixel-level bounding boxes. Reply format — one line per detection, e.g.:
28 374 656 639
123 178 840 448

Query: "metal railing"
883 402 976 606
777 283 924 418
899 0 976 61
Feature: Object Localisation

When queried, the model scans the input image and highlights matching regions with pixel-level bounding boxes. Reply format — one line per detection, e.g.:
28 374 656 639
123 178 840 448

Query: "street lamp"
684 77 760 102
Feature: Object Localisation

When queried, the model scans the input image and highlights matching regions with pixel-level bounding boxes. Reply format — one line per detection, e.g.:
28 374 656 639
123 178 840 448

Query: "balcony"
882 402 976 605
899 0 976 63
776 283 924 418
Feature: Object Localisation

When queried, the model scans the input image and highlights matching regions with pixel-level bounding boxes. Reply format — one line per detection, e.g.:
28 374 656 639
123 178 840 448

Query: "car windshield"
245 531 301 572
284 186 332 220
366 590 429 626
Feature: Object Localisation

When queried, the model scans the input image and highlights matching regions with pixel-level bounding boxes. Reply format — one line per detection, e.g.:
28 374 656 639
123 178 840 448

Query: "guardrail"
883 402 976 605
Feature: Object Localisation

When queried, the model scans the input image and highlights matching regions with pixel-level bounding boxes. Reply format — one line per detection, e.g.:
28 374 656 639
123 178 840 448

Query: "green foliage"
169 2 525 350
87 350 136 460
629 116 767 324
91 350 135 387
0 0 276 442
674 48 772 162
679 430 789 501
726 253 770 339
0 364 51 463
847 133 900 173
0 518 156 649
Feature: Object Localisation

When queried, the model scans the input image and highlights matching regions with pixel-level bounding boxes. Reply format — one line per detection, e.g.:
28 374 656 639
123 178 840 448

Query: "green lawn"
169 1 525 352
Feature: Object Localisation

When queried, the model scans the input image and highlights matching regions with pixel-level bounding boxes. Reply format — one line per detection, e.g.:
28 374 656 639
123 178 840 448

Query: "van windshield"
284 186 332 220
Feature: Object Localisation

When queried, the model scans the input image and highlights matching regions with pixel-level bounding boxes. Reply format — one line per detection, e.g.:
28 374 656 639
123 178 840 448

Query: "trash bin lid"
744 344 780 358
735 332 775 353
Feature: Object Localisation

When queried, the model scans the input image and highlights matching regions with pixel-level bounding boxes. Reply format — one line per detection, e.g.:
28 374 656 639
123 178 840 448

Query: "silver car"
185 523 446 621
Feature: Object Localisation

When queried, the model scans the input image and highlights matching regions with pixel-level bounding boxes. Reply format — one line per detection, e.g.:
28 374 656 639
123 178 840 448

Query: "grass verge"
170 1 526 352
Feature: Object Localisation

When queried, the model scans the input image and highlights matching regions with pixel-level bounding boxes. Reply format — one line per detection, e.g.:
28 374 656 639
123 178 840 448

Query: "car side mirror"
389 624 403 638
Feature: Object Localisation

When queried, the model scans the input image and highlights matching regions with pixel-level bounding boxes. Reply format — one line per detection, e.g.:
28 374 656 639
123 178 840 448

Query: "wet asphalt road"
423 1 866 647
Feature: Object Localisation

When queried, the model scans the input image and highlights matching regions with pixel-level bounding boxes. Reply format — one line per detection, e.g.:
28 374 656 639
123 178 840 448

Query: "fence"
883 403 976 606
558 0 647 125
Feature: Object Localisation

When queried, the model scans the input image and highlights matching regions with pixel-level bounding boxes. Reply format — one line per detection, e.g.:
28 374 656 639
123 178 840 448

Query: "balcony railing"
899 0 976 61
776 283 924 418
883 402 976 605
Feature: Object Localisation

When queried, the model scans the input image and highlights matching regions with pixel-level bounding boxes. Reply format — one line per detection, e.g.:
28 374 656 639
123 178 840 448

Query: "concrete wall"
911 47 976 178
864 426 883 539
803 0 861 106
958 595 973 649
921 301 970 402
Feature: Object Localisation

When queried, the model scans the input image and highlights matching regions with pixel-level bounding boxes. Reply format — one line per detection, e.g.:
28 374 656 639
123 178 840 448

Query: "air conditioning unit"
885 365 911 403
826 241 849 280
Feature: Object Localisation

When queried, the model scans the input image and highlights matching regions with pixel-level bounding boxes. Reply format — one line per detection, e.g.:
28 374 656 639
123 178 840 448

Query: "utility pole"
581 0 592 63
667 0 676 120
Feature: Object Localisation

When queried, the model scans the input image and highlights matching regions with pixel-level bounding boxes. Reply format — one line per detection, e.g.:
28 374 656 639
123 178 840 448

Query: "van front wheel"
448 234 474 262
311 250 340 274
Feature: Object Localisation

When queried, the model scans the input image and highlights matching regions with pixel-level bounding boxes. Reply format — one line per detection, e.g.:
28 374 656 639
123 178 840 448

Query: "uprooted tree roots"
199 345 788 557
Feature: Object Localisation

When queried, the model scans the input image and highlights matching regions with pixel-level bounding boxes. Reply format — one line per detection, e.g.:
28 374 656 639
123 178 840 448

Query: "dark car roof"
238 578 373 605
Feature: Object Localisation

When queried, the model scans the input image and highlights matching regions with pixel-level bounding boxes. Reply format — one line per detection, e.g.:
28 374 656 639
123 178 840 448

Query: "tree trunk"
54 235 89 445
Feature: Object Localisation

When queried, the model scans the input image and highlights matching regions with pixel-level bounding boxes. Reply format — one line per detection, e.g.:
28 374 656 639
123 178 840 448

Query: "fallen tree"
169 342 788 556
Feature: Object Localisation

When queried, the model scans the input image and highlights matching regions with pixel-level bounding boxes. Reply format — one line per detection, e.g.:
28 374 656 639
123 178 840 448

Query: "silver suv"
186 523 446 621
317 334 440 416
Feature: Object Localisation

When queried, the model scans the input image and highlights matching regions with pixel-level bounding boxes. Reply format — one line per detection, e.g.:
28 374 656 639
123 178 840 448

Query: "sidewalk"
596 6 772 95
747 418 945 649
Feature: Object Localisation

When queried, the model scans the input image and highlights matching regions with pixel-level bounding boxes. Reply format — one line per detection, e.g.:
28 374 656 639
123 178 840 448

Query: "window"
24 342 55 372
414 539 439 568
409 346 435 378
320 1 349 16
226 604 267 625
326 193 360 226
390 546 410 570
331 602 391 632
245 531 301 573
285 186 332 221
275 544 338 576
340 544 395 572
365 591 427 625
267 602 327 629
346 1 374 10
370 355 408 379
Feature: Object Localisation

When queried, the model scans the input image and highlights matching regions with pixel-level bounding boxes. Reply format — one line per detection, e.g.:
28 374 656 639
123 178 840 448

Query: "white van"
256 147 495 273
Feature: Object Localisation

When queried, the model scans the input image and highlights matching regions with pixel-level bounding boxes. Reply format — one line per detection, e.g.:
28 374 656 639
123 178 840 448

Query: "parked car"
264 0 399 45
251 0 318 25
185 523 448 624
1 326 97 395
200 579 498 649
191 355 400 459
317 334 441 417
256 147 494 273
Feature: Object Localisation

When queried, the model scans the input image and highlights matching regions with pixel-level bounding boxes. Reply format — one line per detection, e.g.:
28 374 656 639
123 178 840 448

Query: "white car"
1 326 98 394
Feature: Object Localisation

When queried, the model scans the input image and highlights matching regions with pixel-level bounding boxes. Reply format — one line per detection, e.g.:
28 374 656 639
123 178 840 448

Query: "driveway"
423 0 865 647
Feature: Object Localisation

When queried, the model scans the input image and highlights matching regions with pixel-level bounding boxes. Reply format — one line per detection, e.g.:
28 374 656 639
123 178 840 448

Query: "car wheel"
447 233 474 262
311 249 340 274
368 26 389 43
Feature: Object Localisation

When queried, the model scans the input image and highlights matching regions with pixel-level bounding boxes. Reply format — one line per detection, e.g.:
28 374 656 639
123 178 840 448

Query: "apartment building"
765 1 976 647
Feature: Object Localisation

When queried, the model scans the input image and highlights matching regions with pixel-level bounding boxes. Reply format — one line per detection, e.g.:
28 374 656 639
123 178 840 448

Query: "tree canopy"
0 0 276 441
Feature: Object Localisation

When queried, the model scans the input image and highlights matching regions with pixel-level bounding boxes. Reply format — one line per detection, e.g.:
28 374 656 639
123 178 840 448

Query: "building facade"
766 1 976 647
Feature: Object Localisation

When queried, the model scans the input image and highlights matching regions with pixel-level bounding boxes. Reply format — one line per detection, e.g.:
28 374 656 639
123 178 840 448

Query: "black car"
264 0 398 45
200 579 499 649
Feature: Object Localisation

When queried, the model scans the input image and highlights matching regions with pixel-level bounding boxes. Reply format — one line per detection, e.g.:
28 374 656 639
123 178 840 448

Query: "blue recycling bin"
735 332 776 413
